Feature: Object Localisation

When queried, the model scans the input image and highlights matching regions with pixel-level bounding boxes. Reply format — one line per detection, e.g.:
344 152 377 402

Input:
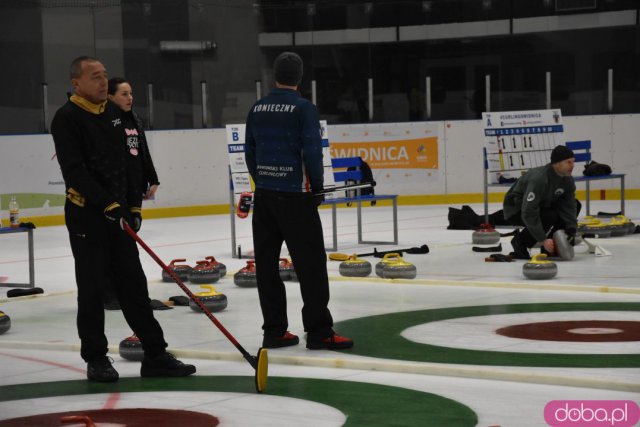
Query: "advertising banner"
327 122 441 187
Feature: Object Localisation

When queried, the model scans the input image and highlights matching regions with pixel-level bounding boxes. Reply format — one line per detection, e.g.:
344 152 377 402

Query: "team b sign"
544 400 640 427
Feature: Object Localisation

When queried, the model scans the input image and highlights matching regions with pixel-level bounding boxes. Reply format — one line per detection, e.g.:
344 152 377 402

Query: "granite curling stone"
339 254 372 277
161 258 192 282
577 217 612 238
552 229 574 261
205 256 227 277
189 285 228 313
523 253 557 280
188 259 221 284
234 260 258 288
119 334 144 361
608 216 632 237
375 253 401 277
612 215 637 235
0 311 10 335
279 258 295 281
472 223 501 245
381 254 417 279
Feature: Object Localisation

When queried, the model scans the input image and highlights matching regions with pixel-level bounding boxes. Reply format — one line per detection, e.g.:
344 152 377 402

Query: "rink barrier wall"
1 114 639 225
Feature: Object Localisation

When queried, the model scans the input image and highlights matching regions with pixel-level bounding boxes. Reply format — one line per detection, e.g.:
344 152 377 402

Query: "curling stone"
472 223 501 245
375 253 401 277
523 253 557 280
119 334 144 361
189 285 228 313
577 217 612 238
205 256 227 277
552 229 574 261
234 260 258 288
289 268 298 282
339 255 372 277
608 216 631 237
188 259 221 284
0 311 11 335
279 258 295 281
381 255 417 279
613 215 637 235
161 258 192 282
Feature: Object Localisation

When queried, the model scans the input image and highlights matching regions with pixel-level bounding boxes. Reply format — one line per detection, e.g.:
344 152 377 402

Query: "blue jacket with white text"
244 88 324 193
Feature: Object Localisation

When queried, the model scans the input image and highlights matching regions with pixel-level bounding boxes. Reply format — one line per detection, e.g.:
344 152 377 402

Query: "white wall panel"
442 120 485 194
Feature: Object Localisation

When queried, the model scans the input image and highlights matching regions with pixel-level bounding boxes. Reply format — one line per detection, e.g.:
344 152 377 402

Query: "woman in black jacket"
108 77 159 201
103 77 160 310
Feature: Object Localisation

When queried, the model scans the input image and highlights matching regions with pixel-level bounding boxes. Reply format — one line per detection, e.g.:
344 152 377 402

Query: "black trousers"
65 202 167 362
251 189 334 341
508 199 582 248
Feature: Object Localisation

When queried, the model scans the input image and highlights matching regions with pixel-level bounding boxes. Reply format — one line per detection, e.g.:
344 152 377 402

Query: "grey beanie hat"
274 52 303 86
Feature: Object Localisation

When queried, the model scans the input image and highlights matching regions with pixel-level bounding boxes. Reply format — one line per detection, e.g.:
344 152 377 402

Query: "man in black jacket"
503 145 580 259
51 56 195 382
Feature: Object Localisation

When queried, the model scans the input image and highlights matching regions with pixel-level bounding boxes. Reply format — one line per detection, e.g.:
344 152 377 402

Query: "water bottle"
9 196 19 228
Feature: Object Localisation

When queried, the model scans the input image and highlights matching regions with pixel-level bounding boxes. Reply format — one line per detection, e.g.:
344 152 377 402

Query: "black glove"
104 204 127 230
313 193 325 207
565 227 577 245
130 211 142 232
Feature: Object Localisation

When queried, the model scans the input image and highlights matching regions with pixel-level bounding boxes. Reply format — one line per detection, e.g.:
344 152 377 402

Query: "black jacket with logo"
503 163 577 242
122 110 159 195
51 100 142 212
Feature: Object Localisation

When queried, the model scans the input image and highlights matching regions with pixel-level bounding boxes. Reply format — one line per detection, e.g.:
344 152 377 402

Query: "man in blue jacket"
245 52 353 350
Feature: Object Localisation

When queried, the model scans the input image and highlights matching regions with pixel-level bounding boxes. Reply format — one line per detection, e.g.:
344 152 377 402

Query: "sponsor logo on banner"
329 137 438 169
544 400 640 427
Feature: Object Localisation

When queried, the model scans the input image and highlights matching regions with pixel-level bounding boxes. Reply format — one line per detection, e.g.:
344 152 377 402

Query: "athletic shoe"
140 352 196 377
510 231 530 260
306 333 354 350
87 356 119 382
262 331 299 348
236 192 253 218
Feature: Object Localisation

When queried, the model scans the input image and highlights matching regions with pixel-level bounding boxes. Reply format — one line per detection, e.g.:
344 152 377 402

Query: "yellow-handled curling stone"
609 215 634 236
523 253 557 280
339 254 372 277
124 222 268 393
375 253 417 279
189 285 228 313
375 252 400 277
577 216 612 238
